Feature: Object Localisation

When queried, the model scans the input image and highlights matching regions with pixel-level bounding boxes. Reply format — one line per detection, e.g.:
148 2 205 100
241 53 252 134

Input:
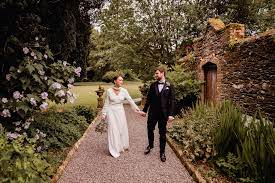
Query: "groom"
140 66 175 162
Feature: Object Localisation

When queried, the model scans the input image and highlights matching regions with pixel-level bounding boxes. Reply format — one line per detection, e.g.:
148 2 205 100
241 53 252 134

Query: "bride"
101 75 141 158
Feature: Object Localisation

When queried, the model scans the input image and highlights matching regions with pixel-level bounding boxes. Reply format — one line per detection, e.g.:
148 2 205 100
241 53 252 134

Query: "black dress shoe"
160 153 166 162
144 145 153 155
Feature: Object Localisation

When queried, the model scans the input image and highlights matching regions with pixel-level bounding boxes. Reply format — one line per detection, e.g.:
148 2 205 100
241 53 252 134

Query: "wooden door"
203 63 217 103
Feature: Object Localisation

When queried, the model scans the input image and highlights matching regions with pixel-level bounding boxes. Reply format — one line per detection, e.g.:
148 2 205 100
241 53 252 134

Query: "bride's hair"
113 75 123 84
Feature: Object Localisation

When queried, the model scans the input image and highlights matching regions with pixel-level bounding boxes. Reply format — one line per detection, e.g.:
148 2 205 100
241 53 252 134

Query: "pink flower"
6 74 11 81
51 82 62 89
2 109 11 117
63 61 67 67
23 47 29 54
41 92 48 99
68 84 74 89
13 91 22 100
7 132 20 140
38 70 45 76
30 98 37 106
44 54 48 59
39 102 48 111
31 52 36 57
55 90 65 97
74 67 81 77
1 98 8 103
68 78 74 84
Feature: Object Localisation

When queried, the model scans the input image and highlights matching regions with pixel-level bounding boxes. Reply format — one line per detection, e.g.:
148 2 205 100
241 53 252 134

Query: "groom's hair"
155 66 166 76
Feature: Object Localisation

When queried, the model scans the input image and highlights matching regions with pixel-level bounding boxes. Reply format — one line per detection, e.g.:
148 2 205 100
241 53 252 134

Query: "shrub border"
51 114 100 183
166 135 208 183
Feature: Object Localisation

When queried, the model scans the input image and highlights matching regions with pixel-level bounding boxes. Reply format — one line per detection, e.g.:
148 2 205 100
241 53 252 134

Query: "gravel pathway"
58 105 194 183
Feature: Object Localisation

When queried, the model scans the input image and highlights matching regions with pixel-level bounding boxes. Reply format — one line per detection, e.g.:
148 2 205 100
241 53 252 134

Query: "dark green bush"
166 65 202 114
30 109 88 149
102 71 123 83
73 105 97 122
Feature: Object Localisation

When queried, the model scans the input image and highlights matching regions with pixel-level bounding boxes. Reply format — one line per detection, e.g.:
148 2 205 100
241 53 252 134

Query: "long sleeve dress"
102 87 140 158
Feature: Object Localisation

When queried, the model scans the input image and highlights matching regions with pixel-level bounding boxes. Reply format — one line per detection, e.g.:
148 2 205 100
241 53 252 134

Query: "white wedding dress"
102 87 139 158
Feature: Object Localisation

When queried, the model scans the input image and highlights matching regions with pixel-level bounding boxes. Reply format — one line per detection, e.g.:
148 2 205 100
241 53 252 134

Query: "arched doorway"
203 62 217 103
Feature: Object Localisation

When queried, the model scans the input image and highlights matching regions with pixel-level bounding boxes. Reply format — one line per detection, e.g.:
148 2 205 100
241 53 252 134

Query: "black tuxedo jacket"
142 80 175 120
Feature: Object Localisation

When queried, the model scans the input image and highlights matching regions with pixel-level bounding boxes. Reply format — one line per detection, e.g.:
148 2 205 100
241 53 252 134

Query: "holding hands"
135 109 147 117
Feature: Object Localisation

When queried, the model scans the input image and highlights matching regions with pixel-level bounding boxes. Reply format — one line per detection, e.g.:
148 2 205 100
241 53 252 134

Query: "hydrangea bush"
0 37 81 140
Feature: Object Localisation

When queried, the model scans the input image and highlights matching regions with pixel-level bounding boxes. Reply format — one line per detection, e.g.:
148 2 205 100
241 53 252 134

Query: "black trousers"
147 113 167 153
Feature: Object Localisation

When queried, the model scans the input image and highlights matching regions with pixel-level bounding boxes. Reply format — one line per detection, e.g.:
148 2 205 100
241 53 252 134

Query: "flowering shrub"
0 37 81 134
0 126 53 182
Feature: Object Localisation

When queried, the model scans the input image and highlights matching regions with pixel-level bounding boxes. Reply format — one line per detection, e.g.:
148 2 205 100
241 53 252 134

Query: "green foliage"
214 101 275 182
0 130 52 183
30 109 88 149
138 80 154 96
102 71 123 83
169 100 275 182
214 101 244 155
166 65 202 101
73 105 97 122
216 153 255 183
169 102 218 161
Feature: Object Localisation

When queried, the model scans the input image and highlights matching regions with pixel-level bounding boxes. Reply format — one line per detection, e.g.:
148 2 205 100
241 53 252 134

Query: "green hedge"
29 109 88 149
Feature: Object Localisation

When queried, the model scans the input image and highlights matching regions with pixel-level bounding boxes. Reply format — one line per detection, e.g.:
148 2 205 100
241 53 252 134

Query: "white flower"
34 56 37 60
6 74 11 81
37 146 42 152
35 37 39 41
68 78 74 84
35 134 40 140
40 132 46 138
7 132 20 140
15 127 22 132
51 82 62 89
68 84 74 89
68 93 77 103
55 90 65 97
38 70 45 76
44 76 48 80
13 91 22 100
13 121 21 126
39 102 48 111
2 109 11 117
41 92 48 99
23 122 31 130
23 47 29 54
31 52 36 57
74 67 81 77
44 54 48 59
30 98 37 106
17 69 21 73
63 61 67 67
1 98 8 103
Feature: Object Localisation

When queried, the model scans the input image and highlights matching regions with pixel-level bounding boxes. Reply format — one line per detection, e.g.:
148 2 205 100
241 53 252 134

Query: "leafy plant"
169 102 218 161
0 130 53 183
29 109 88 149
214 101 275 182
73 105 97 122
216 153 255 183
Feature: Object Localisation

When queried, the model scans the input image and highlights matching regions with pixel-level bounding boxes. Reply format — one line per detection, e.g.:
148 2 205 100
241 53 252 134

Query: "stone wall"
222 30 275 121
180 19 275 121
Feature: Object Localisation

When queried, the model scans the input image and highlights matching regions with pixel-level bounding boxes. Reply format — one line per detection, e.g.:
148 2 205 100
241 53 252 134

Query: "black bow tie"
158 82 165 85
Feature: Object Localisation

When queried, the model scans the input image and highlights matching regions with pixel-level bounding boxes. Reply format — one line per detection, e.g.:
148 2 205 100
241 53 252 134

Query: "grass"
52 81 142 109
